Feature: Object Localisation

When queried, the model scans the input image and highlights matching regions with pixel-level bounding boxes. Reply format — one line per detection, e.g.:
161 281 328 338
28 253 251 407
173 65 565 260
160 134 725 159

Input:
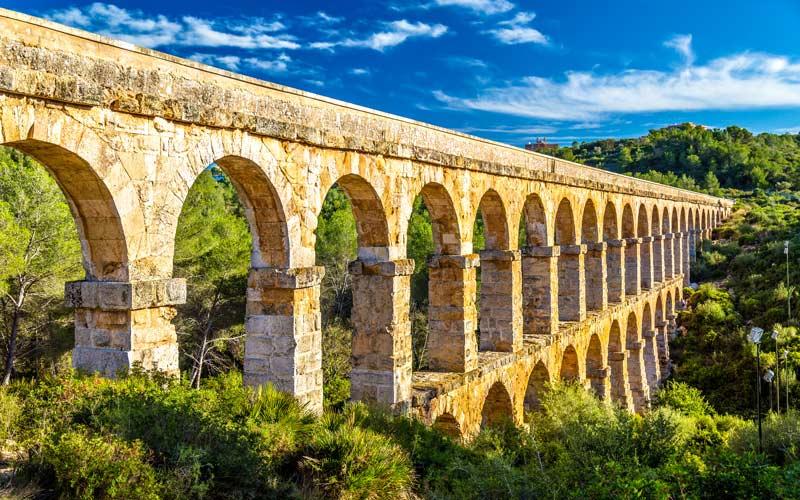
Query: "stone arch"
608 320 628 407
475 188 516 353
521 193 548 246
3 139 129 281
555 198 576 245
583 199 604 310
603 201 624 303
331 173 391 256
586 334 606 398
662 207 671 234
433 412 462 439
212 155 291 269
555 198 581 321
560 345 580 381
524 360 550 412
651 205 664 282
417 182 462 255
481 381 514 428
581 199 600 243
655 294 668 380
603 201 619 239
622 204 638 295
642 302 659 392
622 204 636 238
476 189 510 251
637 204 652 289
626 311 648 411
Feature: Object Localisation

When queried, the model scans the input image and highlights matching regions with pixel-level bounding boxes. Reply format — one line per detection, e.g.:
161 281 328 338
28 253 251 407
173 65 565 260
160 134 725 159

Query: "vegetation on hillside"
548 123 800 192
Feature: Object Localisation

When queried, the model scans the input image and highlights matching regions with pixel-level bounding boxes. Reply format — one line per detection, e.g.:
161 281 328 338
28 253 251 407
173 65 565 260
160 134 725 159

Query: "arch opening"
638 205 653 289
586 334 605 398
560 345 580 381
433 412 462 439
582 199 604 311
481 381 514 429
524 360 550 413
603 201 625 303
608 320 628 408
626 311 648 411
622 204 639 295
556 199 583 322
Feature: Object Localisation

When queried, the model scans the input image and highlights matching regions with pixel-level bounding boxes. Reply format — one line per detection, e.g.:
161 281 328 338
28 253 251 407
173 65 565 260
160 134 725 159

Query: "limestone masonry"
0 8 732 438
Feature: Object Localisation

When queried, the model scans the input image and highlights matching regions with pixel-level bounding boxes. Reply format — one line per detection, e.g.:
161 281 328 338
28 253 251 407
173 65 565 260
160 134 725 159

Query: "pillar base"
66 279 185 378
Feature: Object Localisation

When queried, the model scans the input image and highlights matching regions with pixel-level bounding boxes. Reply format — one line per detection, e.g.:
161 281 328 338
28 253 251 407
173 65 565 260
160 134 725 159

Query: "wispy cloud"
46 3 298 49
189 53 292 73
434 36 800 121
433 0 514 15
485 11 548 45
460 124 558 135
444 56 489 69
349 68 371 76
664 33 695 65
309 20 448 52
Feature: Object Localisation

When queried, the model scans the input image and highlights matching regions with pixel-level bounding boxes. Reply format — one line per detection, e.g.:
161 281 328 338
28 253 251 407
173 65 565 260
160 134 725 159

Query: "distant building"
525 137 559 152
665 122 709 131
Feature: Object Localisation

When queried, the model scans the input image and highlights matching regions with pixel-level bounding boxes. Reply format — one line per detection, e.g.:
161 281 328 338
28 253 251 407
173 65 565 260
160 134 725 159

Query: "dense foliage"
548 123 800 192
1 374 798 498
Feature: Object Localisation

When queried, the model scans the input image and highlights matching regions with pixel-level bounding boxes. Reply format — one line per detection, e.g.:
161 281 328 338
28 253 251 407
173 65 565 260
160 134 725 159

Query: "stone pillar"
427 254 479 373
244 266 324 414
587 365 610 400
521 246 560 336
673 233 684 280
608 350 633 410
624 237 641 296
585 242 608 312
626 340 650 412
689 230 698 263
640 236 654 289
67 279 185 378
605 239 626 303
652 235 664 283
682 232 691 285
349 259 415 408
478 250 522 353
663 233 674 278
656 320 670 381
643 329 661 393
558 244 587 322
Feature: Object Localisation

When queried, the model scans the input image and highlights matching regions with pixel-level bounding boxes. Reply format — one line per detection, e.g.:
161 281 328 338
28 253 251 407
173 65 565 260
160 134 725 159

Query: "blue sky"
5 0 800 146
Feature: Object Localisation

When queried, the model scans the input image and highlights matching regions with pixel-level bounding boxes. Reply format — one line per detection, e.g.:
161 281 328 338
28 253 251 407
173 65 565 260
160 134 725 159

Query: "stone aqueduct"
1 10 732 437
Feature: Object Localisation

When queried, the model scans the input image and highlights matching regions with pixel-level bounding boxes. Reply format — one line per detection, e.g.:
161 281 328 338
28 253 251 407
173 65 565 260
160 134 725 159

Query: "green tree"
0 148 81 385
173 167 251 388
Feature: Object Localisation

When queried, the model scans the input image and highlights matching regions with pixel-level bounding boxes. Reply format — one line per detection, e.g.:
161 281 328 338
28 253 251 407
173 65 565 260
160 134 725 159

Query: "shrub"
0 388 20 443
302 409 414 499
655 381 715 416
728 410 800 465
43 429 160 500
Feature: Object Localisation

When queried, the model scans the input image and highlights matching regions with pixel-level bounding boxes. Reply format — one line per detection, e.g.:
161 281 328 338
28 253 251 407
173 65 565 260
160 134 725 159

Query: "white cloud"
460 125 558 135
486 11 548 45
434 46 800 121
664 33 695 65
434 0 514 15
349 68 371 76
46 3 298 50
190 53 291 73
444 56 489 69
774 125 800 134
310 20 448 52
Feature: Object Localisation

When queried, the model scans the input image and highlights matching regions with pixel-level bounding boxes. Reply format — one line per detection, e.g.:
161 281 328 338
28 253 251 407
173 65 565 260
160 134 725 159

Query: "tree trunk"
2 305 21 386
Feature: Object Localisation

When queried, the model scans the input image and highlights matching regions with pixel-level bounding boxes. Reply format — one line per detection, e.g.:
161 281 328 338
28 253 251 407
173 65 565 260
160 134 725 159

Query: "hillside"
545 123 800 193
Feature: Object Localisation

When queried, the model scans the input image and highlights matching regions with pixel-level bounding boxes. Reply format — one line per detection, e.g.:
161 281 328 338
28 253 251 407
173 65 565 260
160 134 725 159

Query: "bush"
728 410 800 465
43 429 160 500
0 388 20 443
303 408 414 499
655 381 715 416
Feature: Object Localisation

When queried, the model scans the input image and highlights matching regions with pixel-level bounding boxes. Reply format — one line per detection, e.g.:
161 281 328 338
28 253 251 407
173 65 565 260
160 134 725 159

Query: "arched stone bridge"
0 10 732 438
